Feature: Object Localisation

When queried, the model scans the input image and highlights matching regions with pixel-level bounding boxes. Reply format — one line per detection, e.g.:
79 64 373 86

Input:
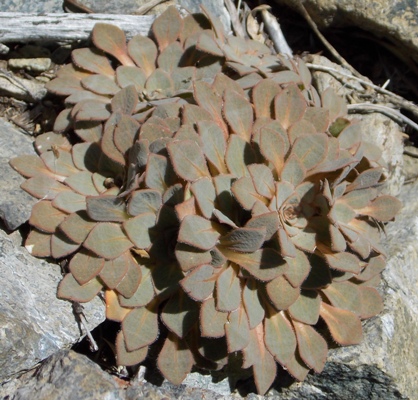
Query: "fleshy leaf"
59 211 96 244
319 302 363 345
57 274 102 302
190 177 216 219
216 265 241 312
71 48 114 76
116 330 148 367
124 213 157 249
83 223 133 260
288 290 321 325
86 195 128 222
128 36 157 76
359 286 383 319
266 275 300 310
292 134 328 170
321 281 362 315
225 306 250 353
242 279 265 329
180 264 215 302
293 321 328 373
99 252 132 289
128 189 162 216
69 249 104 285
29 201 67 233
178 215 219 251
25 229 51 257
274 83 307 129
220 227 266 253
152 6 183 50
116 256 142 298
357 195 402 222
223 89 253 141
200 297 228 338
157 333 194 386
122 303 159 351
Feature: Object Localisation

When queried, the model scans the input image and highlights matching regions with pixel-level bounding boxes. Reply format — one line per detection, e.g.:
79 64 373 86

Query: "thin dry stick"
224 0 246 38
133 0 170 16
306 63 418 121
347 103 418 132
293 0 364 79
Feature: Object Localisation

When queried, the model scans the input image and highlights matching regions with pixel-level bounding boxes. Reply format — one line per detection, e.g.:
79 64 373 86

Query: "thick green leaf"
357 195 402 222
225 306 250 353
168 140 210 182
161 290 199 338
180 264 216 301
116 257 142 298
321 281 362 314
245 212 280 241
266 275 300 310
359 286 383 319
248 164 275 198
157 42 183 72
346 168 383 192
225 134 256 178
303 107 330 133
116 330 148 367
145 68 174 98
292 134 328 170
69 249 104 285
190 177 216 219
200 297 228 338
22 175 68 200
223 90 253 141
29 201 67 233
242 279 265 329
46 76 83 96
284 352 310 381
51 231 79 258
321 87 347 121
220 227 266 253
124 213 157 249
119 263 155 307
128 189 162 216
99 252 134 289
281 155 305 186
357 255 385 282
52 191 86 214
128 35 157 76
145 154 176 192
81 74 120 95
113 114 140 156
86 195 128 222
288 290 321 325
222 247 287 282
231 176 264 211
252 79 281 118
293 321 327 373
178 215 219 251
264 307 297 366
74 99 111 121
111 85 138 116
157 333 193 386
59 211 96 244
320 302 363 345
25 229 51 257
83 222 133 260
122 303 159 351
323 251 361 274
65 171 98 196
41 150 79 177
92 23 134 66
284 249 311 288
116 65 146 90
57 274 102 302
216 265 241 312
274 84 307 129
152 6 183 50
197 121 227 174
175 243 212 272
71 48 114 76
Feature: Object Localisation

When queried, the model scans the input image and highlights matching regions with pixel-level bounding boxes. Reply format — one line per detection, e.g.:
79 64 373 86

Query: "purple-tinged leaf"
145 68 174 98
278 228 297 258
122 303 159 351
281 155 305 186
128 35 157 77
180 264 216 302
162 290 199 338
266 275 300 310
359 286 383 319
292 134 328 170
243 279 265 329
223 90 253 141
40 150 79 178
303 107 330 133
357 255 385 282
175 243 212 272
222 247 287 282
288 290 321 325
86 195 127 222
225 306 250 353
74 121 102 143
200 297 227 338
59 211 96 244
116 330 148 367
284 352 310 381
220 227 266 253
57 274 102 302
72 48 114 76
157 333 193 385
157 42 183 72
29 201 66 233
46 76 83 96
252 79 281 119
83 222 133 260
124 213 157 250
128 189 162 216
111 85 138 115
178 215 219 251
51 231 79 258
190 177 216 219
92 23 134 66
21 175 69 200
81 74 119 95
115 255 142 298
231 176 265 211
113 114 140 156
264 306 297 366
25 229 51 257
248 164 275 198
356 195 402 222
216 265 241 312
322 250 361 274
293 321 328 373
69 249 104 285
74 99 111 121
321 281 362 315
225 134 256 178
197 121 227 174
274 84 307 129
320 302 363 345
152 6 183 50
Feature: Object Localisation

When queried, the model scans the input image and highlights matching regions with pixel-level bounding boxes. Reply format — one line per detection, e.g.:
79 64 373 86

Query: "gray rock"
0 118 37 230
0 350 123 400
0 0 63 13
8 58 52 72
275 0 418 65
0 229 105 383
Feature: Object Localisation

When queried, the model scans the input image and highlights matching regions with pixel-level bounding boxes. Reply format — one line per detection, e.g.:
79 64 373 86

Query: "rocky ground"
0 1 418 399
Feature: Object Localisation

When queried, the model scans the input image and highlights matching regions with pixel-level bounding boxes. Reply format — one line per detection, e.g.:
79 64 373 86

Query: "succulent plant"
9 6 402 395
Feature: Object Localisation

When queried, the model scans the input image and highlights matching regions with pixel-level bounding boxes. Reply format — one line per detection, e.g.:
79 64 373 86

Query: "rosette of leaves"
46 6 223 142
11 68 402 394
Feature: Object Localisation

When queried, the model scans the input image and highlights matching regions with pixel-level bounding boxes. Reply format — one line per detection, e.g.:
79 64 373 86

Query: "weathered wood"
0 13 155 43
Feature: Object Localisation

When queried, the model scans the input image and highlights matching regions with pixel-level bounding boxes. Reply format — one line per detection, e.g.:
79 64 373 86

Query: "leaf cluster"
9 6 402 395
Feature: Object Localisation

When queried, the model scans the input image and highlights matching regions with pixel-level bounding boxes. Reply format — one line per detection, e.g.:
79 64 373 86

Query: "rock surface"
275 0 418 65
0 229 105 383
0 119 37 230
